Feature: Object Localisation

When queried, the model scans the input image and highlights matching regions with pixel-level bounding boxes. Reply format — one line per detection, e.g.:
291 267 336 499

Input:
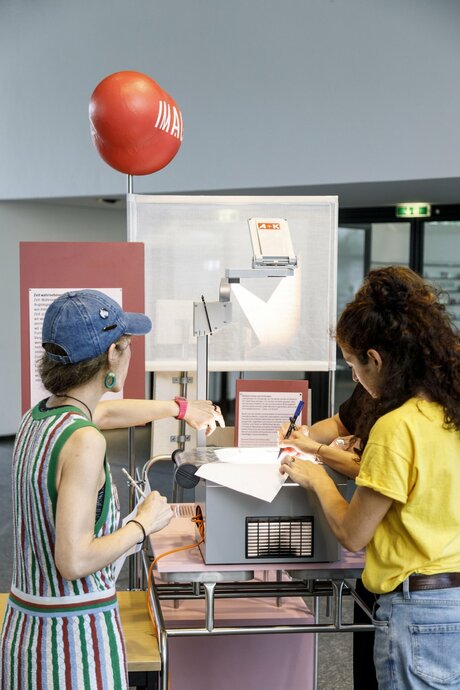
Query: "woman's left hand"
184 400 225 436
279 455 328 490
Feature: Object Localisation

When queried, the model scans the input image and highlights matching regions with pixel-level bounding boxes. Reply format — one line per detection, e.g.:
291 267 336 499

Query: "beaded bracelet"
127 519 146 545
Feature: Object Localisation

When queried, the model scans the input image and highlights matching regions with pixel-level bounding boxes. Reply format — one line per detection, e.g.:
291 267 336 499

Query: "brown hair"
336 266 460 441
39 336 130 395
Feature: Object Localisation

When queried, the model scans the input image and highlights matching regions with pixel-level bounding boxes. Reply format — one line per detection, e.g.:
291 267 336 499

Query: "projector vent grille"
246 516 314 559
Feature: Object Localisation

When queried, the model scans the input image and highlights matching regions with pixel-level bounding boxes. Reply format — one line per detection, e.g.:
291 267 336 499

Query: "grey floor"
0 430 353 690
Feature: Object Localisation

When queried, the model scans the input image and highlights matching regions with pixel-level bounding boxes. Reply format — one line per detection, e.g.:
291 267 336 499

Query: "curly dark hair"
336 266 460 443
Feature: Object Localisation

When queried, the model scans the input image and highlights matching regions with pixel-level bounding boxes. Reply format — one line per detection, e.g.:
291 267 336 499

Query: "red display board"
20 242 147 413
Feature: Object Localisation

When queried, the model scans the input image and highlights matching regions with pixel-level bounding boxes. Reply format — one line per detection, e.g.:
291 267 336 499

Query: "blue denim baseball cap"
42 289 152 364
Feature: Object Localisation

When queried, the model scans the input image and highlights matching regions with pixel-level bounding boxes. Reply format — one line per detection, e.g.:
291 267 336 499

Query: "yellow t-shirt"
355 398 460 594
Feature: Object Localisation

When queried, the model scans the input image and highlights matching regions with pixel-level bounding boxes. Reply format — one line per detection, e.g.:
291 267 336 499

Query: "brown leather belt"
392 572 460 593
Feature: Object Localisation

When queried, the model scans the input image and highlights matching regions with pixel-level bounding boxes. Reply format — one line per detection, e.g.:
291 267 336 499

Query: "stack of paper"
195 447 287 503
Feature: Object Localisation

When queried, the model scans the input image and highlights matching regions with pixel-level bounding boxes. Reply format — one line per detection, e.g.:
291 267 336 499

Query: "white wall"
1 0 460 200
0 201 126 434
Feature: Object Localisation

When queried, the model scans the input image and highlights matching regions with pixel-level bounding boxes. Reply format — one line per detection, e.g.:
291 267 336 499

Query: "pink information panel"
20 242 147 413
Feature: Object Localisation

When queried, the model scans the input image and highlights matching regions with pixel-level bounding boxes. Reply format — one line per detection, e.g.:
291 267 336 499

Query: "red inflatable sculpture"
89 71 183 175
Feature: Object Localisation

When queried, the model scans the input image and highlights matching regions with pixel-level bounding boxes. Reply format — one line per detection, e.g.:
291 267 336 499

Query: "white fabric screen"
128 195 337 372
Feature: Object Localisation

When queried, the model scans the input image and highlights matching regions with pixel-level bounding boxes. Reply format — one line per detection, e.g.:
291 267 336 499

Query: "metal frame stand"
143 551 373 690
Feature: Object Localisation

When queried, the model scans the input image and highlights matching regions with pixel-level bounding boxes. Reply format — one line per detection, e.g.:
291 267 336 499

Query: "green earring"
104 371 116 389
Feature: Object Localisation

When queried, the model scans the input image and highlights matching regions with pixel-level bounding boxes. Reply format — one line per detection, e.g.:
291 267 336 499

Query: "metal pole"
332 580 344 629
145 556 169 690
313 595 320 690
128 426 141 589
203 582 217 632
159 629 169 690
178 370 188 452
126 174 137 587
328 370 335 419
196 334 208 447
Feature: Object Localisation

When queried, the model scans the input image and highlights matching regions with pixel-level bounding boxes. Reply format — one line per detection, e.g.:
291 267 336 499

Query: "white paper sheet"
112 478 176 581
112 503 144 582
213 446 280 464
195 452 288 503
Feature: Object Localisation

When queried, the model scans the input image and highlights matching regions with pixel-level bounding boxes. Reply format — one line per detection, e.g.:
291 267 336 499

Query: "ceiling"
29 176 460 211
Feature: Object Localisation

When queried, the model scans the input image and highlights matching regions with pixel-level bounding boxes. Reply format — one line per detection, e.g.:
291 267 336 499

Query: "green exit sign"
396 203 431 218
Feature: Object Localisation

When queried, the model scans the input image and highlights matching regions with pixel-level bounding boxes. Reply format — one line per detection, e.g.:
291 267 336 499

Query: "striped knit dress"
0 402 128 689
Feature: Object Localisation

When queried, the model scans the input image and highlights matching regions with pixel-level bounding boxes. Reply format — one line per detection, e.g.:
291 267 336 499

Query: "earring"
104 371 116 389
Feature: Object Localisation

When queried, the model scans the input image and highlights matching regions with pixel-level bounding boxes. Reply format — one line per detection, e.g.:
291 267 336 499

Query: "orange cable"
147 511 204 688
145 513 205 688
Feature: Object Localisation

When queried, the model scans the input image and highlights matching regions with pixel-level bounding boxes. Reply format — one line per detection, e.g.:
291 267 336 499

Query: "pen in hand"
277 400 305 459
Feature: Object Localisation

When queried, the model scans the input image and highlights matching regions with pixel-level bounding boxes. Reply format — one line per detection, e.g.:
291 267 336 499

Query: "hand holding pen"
277 400 305 459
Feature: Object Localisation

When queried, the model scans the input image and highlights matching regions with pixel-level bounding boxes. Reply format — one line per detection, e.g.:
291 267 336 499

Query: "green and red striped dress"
0 402 128 689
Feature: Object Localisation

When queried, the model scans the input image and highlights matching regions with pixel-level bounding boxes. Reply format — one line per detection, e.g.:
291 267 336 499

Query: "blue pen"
277 400 305 458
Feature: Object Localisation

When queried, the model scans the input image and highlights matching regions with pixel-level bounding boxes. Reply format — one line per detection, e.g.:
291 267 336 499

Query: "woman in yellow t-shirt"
279 266 460 690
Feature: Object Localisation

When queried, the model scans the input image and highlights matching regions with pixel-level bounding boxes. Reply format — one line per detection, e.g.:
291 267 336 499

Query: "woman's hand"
278 427 321 459
184 400 225 436
279 455 328 490
278 422 310 443
280 456 392 551
135 490 173 535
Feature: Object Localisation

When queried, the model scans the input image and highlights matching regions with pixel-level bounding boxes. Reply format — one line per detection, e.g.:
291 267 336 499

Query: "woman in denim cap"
279 267 460 690
0 289 224 690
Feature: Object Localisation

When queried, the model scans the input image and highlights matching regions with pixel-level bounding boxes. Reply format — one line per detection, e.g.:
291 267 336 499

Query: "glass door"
335 221 411 409
369 222 411 270
423 220 460 329
335 225 367 407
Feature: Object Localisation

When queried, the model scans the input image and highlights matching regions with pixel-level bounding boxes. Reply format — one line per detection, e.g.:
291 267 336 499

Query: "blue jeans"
373 586 460 689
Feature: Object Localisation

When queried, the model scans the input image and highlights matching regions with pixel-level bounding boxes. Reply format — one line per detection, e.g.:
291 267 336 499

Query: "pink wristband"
174 396 188 420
